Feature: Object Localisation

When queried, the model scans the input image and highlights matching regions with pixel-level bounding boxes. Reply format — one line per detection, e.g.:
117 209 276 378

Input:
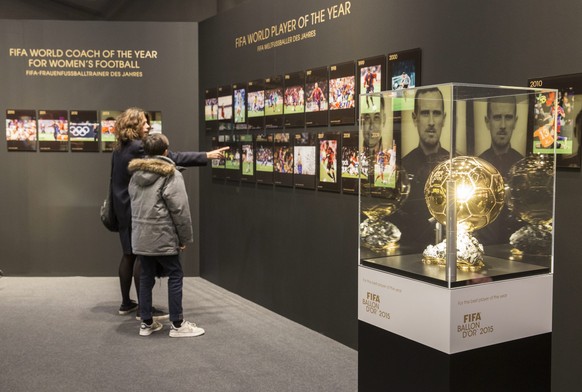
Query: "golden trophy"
360 168 410 253
422 156 506 271
506 154 554 256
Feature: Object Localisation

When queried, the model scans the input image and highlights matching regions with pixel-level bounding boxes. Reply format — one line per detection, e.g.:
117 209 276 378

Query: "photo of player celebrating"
319 139 337 183
329 76 355 111
306 81 327 112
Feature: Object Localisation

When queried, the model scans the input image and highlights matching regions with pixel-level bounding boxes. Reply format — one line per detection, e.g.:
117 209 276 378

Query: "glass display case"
359 83 557 288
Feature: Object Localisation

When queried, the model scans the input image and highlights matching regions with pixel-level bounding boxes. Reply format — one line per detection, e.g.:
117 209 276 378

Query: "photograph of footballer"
305 67 329 127
100 110 122 152
329 61 356 125
38 110 68 152
6 109 37 151
358 55 386 115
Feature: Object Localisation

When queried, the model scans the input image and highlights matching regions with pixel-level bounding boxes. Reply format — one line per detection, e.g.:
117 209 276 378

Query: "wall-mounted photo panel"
233 82 247 130
145 111 162 134
527 73 582 169
317 132 341 192
264 75 284 128
240 134 255 183
6 109 37 151
38 110 68 152
273 132 293 187
329 61 356 125
357 55 386 116
341 130 364 195
218 84 233 131
69 110 99 152
204 87 219 133
305 66 329 127
224 134 241 182
293 132 316 189
283 71 305 128
255 133 274 185
100 110 121 152
387 48 422 112
211 135 226 180
247 79 265 130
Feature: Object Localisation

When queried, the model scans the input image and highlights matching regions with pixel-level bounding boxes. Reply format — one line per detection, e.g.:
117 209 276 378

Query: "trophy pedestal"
358 321 550 392
357 266 552 391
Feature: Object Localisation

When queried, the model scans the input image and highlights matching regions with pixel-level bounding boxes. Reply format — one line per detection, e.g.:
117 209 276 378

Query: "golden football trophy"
506 154 554 256
360 169 410 253
422 156 505 271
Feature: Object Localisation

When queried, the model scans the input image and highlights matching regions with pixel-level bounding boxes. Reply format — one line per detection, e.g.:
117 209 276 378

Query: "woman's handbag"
100 156 119 232
100 186 119 232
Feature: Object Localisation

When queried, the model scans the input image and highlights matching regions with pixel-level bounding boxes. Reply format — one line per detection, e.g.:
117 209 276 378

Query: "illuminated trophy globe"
506 154 554 256
423 156 505 271
360 169 410 253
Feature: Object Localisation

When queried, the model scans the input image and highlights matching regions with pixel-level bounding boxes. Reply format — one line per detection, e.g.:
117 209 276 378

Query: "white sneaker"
169 320 205 338
139 320 163 336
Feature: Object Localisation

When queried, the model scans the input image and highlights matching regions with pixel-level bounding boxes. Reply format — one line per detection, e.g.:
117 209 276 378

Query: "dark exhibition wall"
198 0 582 390
0 19 203 276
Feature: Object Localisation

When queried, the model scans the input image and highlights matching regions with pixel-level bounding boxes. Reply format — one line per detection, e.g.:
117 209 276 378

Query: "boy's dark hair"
144 133 169 156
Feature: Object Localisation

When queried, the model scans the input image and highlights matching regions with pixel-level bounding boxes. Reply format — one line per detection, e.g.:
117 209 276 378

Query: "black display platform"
358 321 551 392
360 244 550 287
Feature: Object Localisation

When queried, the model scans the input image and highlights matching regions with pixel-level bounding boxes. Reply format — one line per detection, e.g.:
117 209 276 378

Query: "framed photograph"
240 134 255 183
305 67 329 127
218 84 233 131
69 110 99 152
329 61 356 125
233 82 248 130
387 48 422 111
247 79 265 130
264 75 284 129
255 133 274 185
211 135 226 180
6 109 37 151
357 55 386 115
527 73 582 169
283 71 305 128
318 132 341 192
100 110 121 152
224 134 241 182
273 132 293 187
38 110 68 152
204 87 219 133
293 132 316 189
341 130 364 195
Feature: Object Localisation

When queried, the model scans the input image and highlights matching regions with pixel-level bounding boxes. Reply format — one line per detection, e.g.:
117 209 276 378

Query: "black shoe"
136 306 169 321
118 300 138 315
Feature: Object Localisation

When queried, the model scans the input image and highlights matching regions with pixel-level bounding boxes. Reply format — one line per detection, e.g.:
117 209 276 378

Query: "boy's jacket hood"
128 156 175 187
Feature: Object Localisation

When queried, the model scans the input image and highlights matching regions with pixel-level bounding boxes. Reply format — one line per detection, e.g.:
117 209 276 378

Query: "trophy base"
360 219 401 255
510 224 552 256
422 232 485 271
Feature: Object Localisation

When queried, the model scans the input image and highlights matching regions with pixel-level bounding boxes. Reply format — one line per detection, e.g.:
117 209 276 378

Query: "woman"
111 107 226 315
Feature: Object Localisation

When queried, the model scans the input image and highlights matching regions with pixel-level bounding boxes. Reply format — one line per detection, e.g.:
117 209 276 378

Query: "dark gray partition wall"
0 20 202 276
199 0 582 389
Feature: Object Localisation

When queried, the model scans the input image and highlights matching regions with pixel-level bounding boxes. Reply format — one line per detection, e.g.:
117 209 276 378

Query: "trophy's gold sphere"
424 156 505 233
507 154 554 227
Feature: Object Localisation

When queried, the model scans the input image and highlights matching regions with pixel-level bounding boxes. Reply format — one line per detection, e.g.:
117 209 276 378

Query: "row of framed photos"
210 130 393 194
5 109 162 152
204 48 421 131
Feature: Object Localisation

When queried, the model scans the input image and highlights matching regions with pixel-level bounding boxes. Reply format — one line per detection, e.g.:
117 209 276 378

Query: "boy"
128 133 205 338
